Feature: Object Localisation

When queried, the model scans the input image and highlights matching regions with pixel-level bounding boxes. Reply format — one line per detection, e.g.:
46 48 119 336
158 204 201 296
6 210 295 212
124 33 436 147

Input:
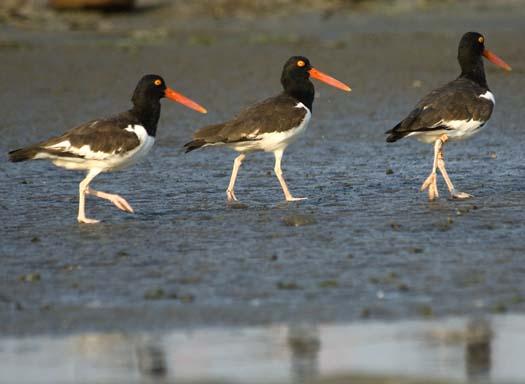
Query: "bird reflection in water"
136 342 167 378
287 324 321 383
465 319 492 381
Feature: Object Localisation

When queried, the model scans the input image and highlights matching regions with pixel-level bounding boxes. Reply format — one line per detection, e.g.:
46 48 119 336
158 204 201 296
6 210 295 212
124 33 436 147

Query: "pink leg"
77 169 102 224
86 187 134 213
420 135 445 201
226 153 245 202
274 149 307 202
437 146 473 199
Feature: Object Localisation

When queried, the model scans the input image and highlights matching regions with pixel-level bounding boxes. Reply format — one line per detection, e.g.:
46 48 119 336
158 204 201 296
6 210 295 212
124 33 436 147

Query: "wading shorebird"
184 56 351 202
386 32 511 200
9 74 207 223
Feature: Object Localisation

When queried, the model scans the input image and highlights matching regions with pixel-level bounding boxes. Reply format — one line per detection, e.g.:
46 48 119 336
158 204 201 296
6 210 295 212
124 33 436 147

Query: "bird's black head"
458 32 486 65
130 74 207 137
129 74 168 137
458 32 511 87
132 73 207 113
280 56 351 111
281 56 313 85
281 56 315 109
132 74 167 106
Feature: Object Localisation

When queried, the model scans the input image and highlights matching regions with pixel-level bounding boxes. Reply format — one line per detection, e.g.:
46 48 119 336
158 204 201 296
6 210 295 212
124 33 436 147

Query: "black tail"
183 140 206 153
385 132 406 143
8 147 40 162
385 123 407 143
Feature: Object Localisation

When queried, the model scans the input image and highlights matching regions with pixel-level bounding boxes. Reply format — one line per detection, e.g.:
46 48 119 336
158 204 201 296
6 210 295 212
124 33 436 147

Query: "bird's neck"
283 79 314 111
131 100 161 137
459 57 488 89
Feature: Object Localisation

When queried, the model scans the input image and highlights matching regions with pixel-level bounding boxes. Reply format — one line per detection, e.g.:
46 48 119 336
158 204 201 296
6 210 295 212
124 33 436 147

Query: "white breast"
480 90 495 105
121 125 155 168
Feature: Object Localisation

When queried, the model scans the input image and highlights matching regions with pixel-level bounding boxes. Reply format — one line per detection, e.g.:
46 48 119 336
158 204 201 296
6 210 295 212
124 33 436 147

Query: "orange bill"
308 68 351 92
165 88 207 113
482 49 512 71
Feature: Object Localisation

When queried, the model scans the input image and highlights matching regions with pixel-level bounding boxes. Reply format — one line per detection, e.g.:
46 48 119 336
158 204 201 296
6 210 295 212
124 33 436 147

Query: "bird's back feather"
386 77 493 142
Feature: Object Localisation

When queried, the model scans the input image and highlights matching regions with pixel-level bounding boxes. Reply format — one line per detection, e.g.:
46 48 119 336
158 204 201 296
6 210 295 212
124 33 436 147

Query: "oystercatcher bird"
386 32 511 200
184 56 350 202
9 74 207 223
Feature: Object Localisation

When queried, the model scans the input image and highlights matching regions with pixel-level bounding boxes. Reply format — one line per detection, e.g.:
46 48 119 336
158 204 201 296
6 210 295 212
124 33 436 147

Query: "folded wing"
185 94 307 152
9 112 141 162
386 78 494 142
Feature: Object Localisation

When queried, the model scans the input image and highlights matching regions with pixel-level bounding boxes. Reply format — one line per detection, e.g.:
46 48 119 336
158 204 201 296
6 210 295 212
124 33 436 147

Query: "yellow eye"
297 60 305 68
154 79 162 86
478 36 484 44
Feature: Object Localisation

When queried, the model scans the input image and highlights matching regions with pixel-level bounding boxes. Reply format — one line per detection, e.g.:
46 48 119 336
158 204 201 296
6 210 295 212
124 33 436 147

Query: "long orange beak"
308 68 351 92
165 87 207 114
482 49 512 71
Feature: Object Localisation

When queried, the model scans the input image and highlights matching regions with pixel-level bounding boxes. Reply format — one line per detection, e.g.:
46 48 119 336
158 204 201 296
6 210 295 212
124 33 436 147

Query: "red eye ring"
297 60 305 68
154 79 162 86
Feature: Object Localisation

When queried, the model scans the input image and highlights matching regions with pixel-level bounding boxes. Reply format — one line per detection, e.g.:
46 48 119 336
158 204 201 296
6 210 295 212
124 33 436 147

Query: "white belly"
410 119 485 144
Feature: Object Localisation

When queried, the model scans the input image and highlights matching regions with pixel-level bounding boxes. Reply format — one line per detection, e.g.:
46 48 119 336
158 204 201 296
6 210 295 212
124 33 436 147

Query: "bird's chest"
131 133 155 162
112 125 155 170
251 104 312 152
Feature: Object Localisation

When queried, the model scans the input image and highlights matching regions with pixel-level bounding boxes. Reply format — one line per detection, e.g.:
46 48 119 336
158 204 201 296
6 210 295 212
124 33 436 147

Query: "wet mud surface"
1 5 525 337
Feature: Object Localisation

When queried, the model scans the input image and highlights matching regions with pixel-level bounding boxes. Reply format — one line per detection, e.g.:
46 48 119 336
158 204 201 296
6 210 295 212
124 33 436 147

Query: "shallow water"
2 315 525 384
0 0 525 359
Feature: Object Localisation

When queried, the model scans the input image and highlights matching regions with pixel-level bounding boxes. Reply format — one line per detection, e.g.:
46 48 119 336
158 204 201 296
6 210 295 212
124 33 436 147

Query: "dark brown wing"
188 94 307 147
386 78 494 142
10 111 141 161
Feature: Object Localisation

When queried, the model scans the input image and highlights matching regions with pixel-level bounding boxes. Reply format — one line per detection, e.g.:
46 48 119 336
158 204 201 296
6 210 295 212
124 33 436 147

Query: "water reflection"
136 342 167 378
1 315 524 384
465 319 492 382
74 333 137 381
287 324 320 383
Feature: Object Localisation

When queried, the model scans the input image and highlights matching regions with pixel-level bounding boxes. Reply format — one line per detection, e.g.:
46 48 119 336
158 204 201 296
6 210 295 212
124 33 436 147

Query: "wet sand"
0 0 524 352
